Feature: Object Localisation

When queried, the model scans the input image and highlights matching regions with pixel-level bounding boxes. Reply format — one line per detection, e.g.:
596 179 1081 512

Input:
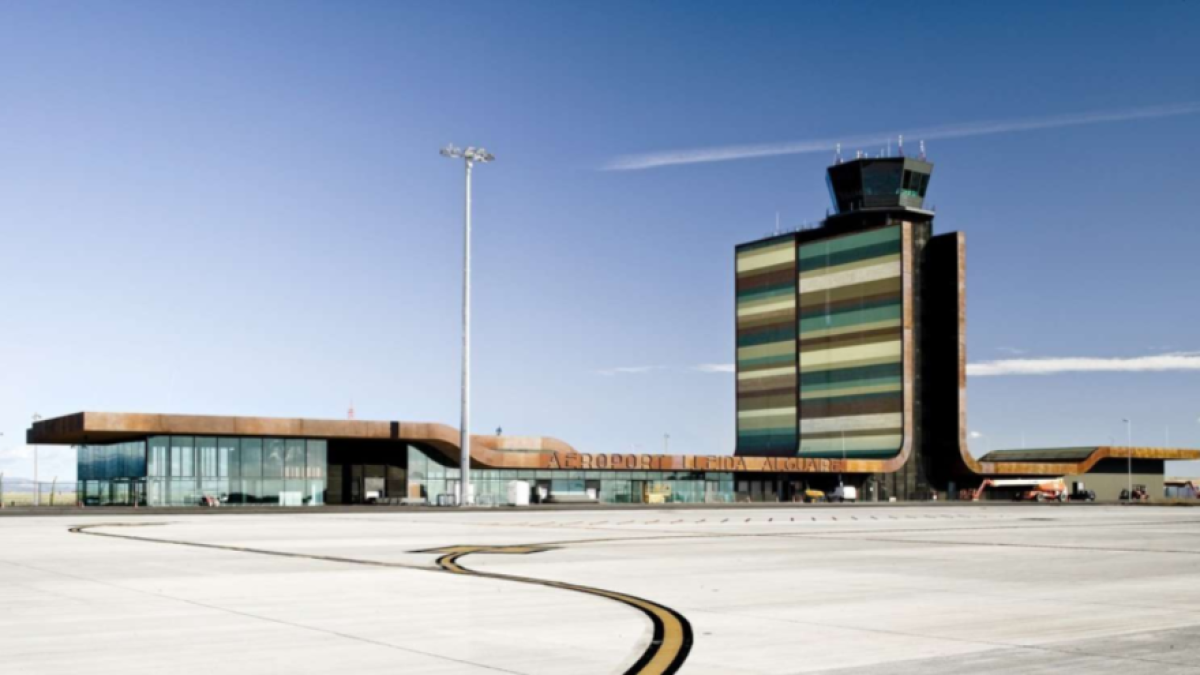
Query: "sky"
2 1 1200 482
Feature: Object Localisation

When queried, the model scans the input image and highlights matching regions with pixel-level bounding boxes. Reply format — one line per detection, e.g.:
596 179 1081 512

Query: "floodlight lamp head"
440 144 494 164
461 147 494 164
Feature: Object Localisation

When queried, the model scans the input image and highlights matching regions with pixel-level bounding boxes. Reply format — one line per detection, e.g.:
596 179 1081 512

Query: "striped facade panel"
797 225 905 459
735 236 797 455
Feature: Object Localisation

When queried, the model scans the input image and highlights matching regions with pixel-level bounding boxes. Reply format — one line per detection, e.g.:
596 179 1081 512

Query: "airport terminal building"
27 158 1198 506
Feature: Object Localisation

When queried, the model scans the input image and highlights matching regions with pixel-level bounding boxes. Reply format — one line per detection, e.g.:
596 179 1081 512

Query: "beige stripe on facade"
798 340 901 372
799 259 901 294
740 399 795 413
736 297 794 318
737 366 794 381
736 246 795 273
799 434 902 453
800 353 901 374
797 276 901 309
739 403 796 415
738 259 796 278
800 413 904 434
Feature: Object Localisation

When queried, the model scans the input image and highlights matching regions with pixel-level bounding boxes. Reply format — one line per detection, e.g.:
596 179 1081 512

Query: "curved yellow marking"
432 547 691 675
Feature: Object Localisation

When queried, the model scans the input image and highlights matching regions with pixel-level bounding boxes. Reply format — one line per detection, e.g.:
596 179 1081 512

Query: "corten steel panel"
28 411 1200 475
27 411 863 474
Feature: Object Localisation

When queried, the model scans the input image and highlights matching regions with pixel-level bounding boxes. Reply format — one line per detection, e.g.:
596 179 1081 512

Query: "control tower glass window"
861 161 903 206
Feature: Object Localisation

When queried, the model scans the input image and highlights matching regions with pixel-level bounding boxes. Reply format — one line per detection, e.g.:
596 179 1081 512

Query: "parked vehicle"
830 485 857 503
803 488 826 503
1068 481 1095 502
1120 485 1150 502
971 478 1069 502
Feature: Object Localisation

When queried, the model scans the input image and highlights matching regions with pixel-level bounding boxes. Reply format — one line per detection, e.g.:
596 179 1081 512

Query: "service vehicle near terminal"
830 485 857 503
972 478 1070 502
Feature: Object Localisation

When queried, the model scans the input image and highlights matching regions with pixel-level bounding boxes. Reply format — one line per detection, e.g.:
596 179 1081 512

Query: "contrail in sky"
602 101 1200 171
967 353 1200 377
689 353 1200 378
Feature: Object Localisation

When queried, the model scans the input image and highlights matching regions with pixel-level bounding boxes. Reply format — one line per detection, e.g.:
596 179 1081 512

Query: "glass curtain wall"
405 445 734 505
77 440 148 506
127 436 326 507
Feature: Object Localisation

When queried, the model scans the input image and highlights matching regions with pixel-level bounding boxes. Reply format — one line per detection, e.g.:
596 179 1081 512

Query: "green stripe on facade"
797 239 903 273
737 283 795 300
798 225 900 260
737 325 797 348
738 353 797 369
797 294 899 320
799 305 901 334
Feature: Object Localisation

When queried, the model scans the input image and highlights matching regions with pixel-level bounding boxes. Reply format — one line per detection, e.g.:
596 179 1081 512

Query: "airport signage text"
547 452 845 474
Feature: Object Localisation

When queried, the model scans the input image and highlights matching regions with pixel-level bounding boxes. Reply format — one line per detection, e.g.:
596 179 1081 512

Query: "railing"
0 477 77 507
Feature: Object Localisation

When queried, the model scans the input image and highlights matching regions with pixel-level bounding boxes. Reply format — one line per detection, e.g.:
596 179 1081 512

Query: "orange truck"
972 478 1069 502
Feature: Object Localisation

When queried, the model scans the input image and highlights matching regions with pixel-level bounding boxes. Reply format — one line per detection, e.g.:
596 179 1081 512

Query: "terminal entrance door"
782 479 801 503
106 479 145 507
630 480 646 504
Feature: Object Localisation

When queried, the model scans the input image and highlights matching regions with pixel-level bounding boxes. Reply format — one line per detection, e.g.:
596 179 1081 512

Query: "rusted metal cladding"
919 232 982 485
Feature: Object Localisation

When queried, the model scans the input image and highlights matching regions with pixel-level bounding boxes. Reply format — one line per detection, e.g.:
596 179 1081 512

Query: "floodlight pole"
32 414 41 506
1123 418 1132 502
461 155 472 507
441 145 494 507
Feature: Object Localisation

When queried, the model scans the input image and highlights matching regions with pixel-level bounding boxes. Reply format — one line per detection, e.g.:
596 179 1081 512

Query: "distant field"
1 492 78 507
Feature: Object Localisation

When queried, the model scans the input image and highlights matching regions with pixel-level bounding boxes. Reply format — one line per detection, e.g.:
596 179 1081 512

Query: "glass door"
631 480 646 504
109 480 130 506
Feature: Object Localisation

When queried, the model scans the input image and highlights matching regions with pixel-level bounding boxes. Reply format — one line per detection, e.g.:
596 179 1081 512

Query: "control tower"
734 155 968 501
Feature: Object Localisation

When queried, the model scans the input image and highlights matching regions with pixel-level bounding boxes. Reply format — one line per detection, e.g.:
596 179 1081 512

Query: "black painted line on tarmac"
70 523 694 674
68 514 1200 674
68 522 439 571
62 524 532 673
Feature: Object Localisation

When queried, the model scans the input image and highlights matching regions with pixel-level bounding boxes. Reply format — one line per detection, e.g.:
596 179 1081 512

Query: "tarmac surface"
4 504 1200 674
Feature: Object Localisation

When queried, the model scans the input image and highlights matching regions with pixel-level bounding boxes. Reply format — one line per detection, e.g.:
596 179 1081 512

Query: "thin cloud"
968 352 1200 377
598 363 736 375
0 446 33 461
602 101 1200 171
596 365 665 376
693 363 735 374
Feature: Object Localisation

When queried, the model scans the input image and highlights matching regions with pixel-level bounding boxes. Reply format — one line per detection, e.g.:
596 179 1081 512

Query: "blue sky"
2 1 1200 481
